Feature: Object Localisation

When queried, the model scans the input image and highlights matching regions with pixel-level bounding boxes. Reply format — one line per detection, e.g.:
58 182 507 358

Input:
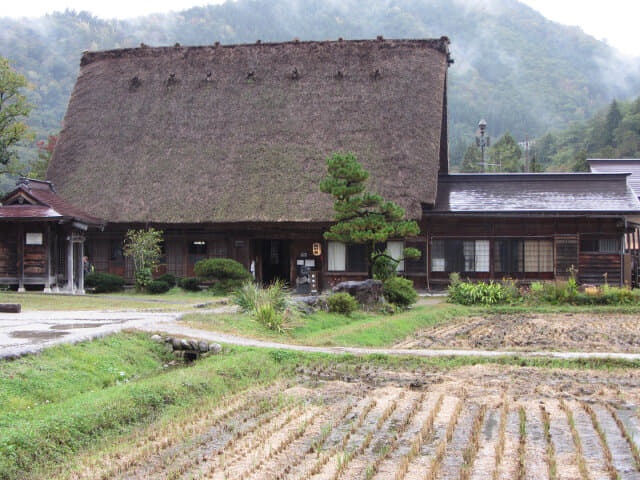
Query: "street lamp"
475 119 490 172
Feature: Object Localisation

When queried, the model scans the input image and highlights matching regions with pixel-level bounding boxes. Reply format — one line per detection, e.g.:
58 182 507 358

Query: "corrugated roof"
47 38 451 223
588 159 640 197
429 173 640 214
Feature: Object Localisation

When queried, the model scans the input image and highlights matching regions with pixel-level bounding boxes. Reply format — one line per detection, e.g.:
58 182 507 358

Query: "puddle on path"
10 330 69 340
50 323 109 330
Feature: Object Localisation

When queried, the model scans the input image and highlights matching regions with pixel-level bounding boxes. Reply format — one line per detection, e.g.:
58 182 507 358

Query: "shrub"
84 272 124 293
327 292 360 315
179 277 201 292
156 273 177 287
193 258 252 293
147 280 171 294
383 276 418 308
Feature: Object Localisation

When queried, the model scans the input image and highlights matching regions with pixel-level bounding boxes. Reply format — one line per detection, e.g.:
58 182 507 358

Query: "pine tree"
320 152 420 277
489 131 522 172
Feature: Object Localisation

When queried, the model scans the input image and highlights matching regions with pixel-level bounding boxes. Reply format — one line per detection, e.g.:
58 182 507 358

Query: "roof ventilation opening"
372 69 381 80
129 76 142 91
291 68 299 80
206 71 213 81
246 71 255 81
174 42 181 48
256 39 261 44
167 73 178 86
377 35 384 41
335 70 344 80
214 41 220 47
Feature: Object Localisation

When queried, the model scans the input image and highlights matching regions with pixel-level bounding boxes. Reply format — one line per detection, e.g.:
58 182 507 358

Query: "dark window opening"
347 244 367 272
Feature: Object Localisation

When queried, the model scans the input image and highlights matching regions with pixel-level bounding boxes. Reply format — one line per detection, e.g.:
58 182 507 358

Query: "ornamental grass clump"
232 280 297 332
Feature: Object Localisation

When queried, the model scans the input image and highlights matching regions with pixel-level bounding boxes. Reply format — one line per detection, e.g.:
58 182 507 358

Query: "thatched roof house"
48 38 452 223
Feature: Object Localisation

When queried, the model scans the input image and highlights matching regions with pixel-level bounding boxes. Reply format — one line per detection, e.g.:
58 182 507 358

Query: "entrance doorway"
260 240 290 285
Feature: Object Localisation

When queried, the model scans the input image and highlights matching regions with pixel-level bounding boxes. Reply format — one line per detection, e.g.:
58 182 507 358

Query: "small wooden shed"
0 178 103 293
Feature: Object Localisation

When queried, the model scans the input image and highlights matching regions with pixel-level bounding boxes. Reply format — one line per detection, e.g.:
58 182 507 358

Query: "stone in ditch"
150 334 163 343
171 337 182 350
187 339 199 351
198 340 210 353
209 343 222 355
180 339 191 350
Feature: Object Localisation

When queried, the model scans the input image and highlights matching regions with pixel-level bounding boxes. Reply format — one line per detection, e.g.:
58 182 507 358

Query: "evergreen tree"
489 132 522 172
320 152 420 277
572 149 590 172
460 144 482 172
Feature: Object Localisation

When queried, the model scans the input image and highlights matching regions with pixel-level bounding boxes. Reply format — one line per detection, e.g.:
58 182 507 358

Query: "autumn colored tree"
320 152 420 277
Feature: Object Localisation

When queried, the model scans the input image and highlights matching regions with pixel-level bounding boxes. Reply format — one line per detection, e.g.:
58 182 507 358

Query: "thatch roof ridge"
79 37 451 67
49 37 450 223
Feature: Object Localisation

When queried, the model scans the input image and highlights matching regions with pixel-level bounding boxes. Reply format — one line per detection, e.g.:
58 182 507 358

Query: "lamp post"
476 119 490 172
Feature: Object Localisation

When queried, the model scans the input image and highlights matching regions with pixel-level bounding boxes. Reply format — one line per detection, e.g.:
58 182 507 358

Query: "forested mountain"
1 0 640 174
533 96 640 172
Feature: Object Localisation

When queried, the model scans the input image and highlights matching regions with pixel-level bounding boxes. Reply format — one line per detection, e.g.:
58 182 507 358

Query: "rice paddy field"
50 360 640 480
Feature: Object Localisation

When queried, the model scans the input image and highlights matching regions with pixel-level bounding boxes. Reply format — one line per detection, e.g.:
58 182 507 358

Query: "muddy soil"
395 313 640 352
63 364 640 480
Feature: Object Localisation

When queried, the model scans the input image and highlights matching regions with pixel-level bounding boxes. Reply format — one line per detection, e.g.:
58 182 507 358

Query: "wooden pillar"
77 240 85 294
17 224 25 292
43 223 52 293
66 234 74 292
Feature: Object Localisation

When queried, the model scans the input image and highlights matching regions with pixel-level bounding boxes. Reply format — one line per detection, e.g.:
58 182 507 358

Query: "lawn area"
2 332 640 479
0 288 224 311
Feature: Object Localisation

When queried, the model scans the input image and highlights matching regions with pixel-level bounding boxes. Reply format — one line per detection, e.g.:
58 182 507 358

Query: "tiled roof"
0 179 103 224
429 173 640 214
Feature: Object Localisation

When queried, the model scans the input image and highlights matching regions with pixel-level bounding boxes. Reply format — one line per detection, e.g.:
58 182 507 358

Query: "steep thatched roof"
48 38 451 223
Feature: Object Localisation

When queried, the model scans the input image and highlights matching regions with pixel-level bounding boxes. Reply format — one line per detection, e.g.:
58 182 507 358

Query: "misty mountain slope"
0 0 639 168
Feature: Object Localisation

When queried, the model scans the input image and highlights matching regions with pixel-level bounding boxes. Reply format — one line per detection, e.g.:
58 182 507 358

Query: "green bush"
383 276 418 308
84 272 124 293
156 273 177 287
179 277 201 292
447 275 509 305
327 292 359 315
193 258 252 293
147 280 171 294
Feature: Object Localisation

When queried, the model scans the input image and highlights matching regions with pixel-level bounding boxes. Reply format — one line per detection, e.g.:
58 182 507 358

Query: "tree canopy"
0 56 34 176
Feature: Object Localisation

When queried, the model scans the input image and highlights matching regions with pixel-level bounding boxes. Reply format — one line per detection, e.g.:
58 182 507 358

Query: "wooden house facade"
3 38 635 292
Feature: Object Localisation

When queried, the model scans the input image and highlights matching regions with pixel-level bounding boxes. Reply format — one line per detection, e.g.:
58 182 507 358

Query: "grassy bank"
0 334 293 479
181 303 467 347
2 333 640 479
180 301 640 348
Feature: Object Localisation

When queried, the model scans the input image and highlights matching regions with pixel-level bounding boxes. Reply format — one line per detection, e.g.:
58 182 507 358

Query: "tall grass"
231 280 298 332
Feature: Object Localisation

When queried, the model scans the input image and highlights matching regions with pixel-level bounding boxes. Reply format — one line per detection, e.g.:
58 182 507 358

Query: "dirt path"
60 364 640 480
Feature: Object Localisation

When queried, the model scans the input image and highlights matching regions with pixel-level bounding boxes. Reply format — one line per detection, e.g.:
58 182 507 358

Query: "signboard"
26 233 43 245
312 242 322 256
